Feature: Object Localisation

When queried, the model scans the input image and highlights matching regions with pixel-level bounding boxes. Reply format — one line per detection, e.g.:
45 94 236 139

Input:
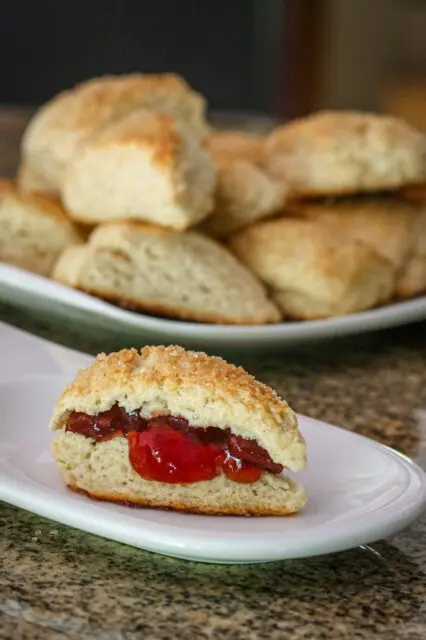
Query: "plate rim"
1 384 425 564
0 263 425 346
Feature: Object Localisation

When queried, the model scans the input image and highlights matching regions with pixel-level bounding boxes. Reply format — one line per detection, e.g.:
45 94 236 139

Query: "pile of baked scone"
2 72 426 324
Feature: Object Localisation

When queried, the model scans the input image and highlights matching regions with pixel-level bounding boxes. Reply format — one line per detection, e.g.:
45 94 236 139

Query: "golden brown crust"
29 73 205 137
17 163 59 197
280 196 420 270
0 179 15 192
229 215 396 319
87 111 182 167
1 180 81 227
207 131 265 166
58 345 285 419
14 191 73 223
21 72 209 195
66 282 280 325
265 110 426 196
68 484 299 516
60 73 201 130
53 222 281 324
0 179 74 223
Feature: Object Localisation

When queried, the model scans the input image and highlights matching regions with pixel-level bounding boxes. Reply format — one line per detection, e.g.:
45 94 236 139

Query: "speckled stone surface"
1 108 426 639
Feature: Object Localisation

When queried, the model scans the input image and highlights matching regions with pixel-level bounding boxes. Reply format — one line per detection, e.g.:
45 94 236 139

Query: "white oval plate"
0 263 425 351
0 373 425 564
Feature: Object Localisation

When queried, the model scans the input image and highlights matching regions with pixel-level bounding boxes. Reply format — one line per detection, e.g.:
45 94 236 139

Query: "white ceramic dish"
0 322 425 564
1 263 425 352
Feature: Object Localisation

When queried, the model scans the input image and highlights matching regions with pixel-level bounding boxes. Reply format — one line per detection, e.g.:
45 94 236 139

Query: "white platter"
0 263 425 352
0 322 425 564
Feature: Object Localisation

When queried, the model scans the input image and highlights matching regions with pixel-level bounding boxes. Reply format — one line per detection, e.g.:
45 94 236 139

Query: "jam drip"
67 404 283 484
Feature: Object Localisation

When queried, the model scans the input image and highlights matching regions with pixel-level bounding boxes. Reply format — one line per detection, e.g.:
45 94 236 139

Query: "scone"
206 131 265 165
395 205 426 299
202 131 286 237
50 345 307 516
61 110 215 230
20 73 209 194
264 111 426 197
229 216 394 319
284 197 420 273
0 181 82 276
282 197 426 300
392 188 426 297
53 221 280 324
17 163 57 197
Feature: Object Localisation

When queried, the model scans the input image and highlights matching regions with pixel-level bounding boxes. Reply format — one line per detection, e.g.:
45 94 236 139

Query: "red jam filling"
66 404 283 484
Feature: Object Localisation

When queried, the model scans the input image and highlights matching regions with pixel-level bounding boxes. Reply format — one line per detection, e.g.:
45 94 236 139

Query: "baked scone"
206 131 265 166
17 163 57 197
53 221 280 324
20 73 209 194
395 206 426 299
284 197 420 272
229 216 394 319
264 111 426 197
0 179 15 195
61 109 215 230
391 188 426 297
0 181 82 276
202 132 286 237
282 197 426 300
50 345 307 516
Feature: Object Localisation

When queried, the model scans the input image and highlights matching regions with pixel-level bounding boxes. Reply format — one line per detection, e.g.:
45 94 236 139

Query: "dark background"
3 1 425 129
0 0 292 114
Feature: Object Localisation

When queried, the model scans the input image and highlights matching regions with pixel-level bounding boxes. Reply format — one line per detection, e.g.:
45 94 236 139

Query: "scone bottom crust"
67 484 302 517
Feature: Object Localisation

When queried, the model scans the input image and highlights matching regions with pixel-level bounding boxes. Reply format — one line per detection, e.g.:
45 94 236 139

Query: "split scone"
264 111 426 197
53 221 280 324
20 73 208 195
61 110 215 230
202 131 286 237
50 345 307 515
229 216 394 320
0 181 82 276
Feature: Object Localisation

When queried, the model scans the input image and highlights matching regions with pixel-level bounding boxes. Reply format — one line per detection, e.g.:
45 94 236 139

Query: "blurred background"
1 0 426 128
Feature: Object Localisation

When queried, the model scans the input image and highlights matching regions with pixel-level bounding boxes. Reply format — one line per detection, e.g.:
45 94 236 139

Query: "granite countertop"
1 109 426 639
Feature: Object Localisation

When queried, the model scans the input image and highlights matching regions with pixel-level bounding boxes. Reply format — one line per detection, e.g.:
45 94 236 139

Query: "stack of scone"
2 74 426 325
230 111 426 319
3 73 282 324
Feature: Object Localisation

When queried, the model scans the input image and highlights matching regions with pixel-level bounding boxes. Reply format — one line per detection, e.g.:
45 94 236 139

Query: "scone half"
53 222 280 325
51 346 307 516
61 109 216 230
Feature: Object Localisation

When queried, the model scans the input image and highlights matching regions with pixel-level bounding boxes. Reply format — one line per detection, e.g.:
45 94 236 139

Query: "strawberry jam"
67 404 283 484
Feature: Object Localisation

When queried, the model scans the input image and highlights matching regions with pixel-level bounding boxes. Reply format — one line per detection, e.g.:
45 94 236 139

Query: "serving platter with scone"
0 321 425 563
1 73 426 350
